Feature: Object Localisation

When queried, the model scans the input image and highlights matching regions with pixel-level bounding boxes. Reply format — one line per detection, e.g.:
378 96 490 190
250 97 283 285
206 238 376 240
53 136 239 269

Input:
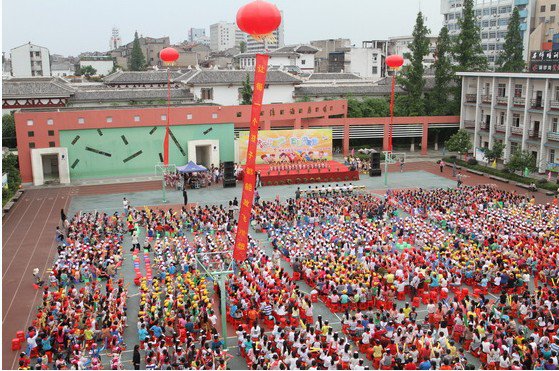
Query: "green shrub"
467 158 478 165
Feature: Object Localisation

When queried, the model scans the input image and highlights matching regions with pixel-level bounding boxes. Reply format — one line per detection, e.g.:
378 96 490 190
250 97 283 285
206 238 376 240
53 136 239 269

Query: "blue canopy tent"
176 161 208 173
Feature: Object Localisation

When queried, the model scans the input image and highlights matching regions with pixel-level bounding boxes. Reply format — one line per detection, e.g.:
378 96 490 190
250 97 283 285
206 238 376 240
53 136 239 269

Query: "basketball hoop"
155 163 177 203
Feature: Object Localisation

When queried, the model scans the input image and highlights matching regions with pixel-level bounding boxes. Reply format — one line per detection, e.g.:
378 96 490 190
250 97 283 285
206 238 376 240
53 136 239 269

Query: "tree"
239 41 247 53
240 74 253 105
428 26 456 115
505 149 537 174
445 129 472 157
2 153 21 193
398 11 430 116
361 98 389 117
78 65 97 78
2 113 16 148
483 141 505 163
347 97 364 118
453 0 487 72
496 7 525 72
129 31 146 71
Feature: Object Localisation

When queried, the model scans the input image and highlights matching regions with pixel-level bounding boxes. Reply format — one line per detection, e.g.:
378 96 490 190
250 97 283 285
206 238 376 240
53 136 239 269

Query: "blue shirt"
138 328 149 341
419 360 432 370
150 325 163 338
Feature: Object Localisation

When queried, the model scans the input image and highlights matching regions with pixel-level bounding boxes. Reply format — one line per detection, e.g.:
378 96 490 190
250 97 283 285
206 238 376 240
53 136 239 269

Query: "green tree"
453 0 487 72
429 26 456 115
361 98 389 117
445 129 472 157
2 153 21 193
347 97 364 118
483 141 505 162
78 65 97 78
239 41 247 53
240 74 253 105
505 149 537 174
496 7 525 72
296 96 311 103
2 113 16 148
129 31 146 71
398 11 430 116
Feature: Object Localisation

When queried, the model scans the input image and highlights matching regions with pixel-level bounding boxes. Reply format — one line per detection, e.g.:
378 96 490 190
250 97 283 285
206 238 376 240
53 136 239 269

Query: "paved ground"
2 161 555 369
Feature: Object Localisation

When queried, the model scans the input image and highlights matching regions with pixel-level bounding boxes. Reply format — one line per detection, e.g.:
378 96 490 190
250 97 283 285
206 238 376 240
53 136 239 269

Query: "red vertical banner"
163 127 170 165
233 54 269 261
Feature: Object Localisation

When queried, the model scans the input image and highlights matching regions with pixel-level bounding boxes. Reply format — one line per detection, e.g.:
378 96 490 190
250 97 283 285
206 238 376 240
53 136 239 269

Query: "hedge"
442 157 558 192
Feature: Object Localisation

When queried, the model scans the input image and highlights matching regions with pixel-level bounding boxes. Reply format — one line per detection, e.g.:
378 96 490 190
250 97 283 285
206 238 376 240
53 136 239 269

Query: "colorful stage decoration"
159 47 179 165
238 129 333 164
233 0 281 262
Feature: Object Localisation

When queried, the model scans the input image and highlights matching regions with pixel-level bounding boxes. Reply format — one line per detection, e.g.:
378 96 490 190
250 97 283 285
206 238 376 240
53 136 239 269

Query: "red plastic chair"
412 297 421 308
311 293 318 303
16 331 25 343
293 272 301 281
421 292 430 305
11 338 20 351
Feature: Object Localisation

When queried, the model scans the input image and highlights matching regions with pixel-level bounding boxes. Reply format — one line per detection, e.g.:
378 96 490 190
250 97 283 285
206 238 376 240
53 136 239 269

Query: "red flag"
163 127 170 165
233 54 269 261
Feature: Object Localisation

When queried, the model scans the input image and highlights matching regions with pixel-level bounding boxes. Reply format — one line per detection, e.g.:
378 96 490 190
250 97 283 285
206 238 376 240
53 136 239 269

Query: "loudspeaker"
223 178 236 188
370 153 381 170
223 161 235 179
369 169 381 177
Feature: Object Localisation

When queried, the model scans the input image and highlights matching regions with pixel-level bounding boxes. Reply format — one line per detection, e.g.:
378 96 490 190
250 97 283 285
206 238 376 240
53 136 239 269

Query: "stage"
242 161 360 186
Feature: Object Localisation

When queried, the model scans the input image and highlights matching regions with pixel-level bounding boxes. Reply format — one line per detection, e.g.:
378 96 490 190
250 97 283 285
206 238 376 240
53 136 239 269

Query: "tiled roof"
179 70 302 85
103 71 184 84
2 77 75 99
72 87 193 102
275 44 320 54
308 73 363 81
294 84 405 97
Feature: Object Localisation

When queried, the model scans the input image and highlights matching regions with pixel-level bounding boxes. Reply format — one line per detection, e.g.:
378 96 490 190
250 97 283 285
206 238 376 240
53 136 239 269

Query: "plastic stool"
311 293 318 303
412 297 421 308
12 338 20 351
16 331 25 342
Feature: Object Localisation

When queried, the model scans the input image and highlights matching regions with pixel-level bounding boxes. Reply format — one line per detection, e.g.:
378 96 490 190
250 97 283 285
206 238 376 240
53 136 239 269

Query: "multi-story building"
79 56 114 76
528 0 559 57
387 35 439 68
210 22 246 52
441 0 535 67
188 28 207 43
458 71 559 172
109 35 170 69
10 42 51 77
245 11 284 53
310 39 351 73
326 47 386 80
236 44 319 73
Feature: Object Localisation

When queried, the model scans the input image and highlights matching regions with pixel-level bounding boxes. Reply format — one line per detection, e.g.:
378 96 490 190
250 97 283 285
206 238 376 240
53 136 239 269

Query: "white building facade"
79 57 114 76
236 45 319 73
388 35 438 68
10 43 51 77
441 0 535 67
458 71 559 172
210 22 246 52
347 48 386 79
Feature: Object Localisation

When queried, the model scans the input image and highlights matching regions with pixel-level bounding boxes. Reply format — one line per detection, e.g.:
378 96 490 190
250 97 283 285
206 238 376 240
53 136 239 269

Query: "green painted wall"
59 124 235 179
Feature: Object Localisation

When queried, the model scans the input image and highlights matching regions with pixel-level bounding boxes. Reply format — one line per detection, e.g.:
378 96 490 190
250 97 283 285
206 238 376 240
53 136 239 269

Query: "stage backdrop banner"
238 128 333 164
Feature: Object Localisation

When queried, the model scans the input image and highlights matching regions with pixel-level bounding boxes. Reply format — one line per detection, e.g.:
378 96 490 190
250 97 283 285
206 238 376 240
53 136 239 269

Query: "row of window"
482 43 504 51
27 130 55 137
482 31 508 39
540 4 557 12
28 142 56 148
476 6 512 16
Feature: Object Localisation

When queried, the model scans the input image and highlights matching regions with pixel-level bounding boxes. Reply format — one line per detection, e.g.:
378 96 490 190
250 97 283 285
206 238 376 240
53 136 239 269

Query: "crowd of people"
18 181 559 370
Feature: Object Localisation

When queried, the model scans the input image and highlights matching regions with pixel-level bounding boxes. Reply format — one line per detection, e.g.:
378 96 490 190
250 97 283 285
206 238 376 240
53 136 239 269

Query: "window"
482 44 489 50
491 7 497 15
488 56 495 62
29 142 35 149
499 6 508 13
513 114 521 127
551 4 556 11
483 8 490 15
500 112 505 125
489 32 496 38
514 84 523 97
540 17 546 23
48 130 54 136
485 82 491 95
498 19 508 26
187 114 193 120
47 119 53 125
78 117 84 124
489 44 496 51
551 117 559 132
372 66 378 75
212 113 218 119
106 117 112 123
49 142 55 148
498 83 506 97
482 33 489 39
482 20 490 27
476 9 482 16
550 16 556 23
555 86 559 101
134 115 140 122
201 88 214 100
490 20 497 27
301 60 305 65
541 5 546 12
27 120 34 126
550 149 556 164
28 131 34 137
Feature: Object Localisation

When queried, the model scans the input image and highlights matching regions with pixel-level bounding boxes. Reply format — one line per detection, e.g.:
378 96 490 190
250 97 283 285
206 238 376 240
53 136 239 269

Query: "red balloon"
386 55 404 68
236 0 282 37
160 47 179 63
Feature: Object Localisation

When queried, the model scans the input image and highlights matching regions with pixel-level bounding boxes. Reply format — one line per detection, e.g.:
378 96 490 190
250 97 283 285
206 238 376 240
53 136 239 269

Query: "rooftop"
2 77 75 99
178 70 302 85
103 71 185 84
294 84 404 97
308 73 363 81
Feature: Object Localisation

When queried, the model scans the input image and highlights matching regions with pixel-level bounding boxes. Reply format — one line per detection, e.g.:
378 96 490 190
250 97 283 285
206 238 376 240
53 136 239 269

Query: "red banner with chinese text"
233 54 269 261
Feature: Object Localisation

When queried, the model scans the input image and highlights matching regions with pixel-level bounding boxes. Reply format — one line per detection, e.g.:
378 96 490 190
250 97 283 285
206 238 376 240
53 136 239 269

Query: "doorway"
533 121 540 138
41 154 60 184
195 145 211 168
535 91 543 107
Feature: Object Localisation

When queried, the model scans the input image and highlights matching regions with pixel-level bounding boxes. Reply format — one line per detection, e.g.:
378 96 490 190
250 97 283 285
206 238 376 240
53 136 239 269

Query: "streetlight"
384 54 404 186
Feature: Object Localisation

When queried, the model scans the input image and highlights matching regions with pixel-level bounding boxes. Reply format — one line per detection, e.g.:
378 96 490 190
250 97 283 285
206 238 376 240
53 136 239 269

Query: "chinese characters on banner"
233 54 269 261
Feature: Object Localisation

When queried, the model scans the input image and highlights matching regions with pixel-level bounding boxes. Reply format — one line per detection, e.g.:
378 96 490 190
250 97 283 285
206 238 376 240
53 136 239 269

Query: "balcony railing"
464 120 475 128
548 132 559 141
480 122 489 130
496 97 508 105
495 124 506 132
550 101 559 110
511 126 523 135
530 99 543 109
512 97 525 106
465 94 477 103
481 95 492 103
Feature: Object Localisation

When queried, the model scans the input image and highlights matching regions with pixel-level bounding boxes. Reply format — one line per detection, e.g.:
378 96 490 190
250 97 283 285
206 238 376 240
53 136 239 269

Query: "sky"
2 0 443 57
